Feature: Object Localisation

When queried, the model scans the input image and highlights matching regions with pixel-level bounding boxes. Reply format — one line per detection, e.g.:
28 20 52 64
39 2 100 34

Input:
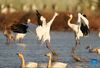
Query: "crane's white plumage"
36 12 58 44
35 11 58 55
68 13 89 40
67 13 89 53
68 14 82 40
16 33 26 41
77 13 89 28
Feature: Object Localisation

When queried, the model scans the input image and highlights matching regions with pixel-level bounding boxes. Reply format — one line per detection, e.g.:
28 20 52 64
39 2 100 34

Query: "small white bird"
15 33 26 42
17 52 38 68
45 52 67 68
67 13 89 48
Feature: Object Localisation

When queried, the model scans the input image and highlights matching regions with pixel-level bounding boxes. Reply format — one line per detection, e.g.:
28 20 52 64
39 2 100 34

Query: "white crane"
67 13 89 52
36 10 58 55
36 12 58 44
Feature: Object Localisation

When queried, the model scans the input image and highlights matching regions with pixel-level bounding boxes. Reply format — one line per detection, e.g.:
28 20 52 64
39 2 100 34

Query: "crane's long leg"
71 39 88 62
75 39 80 48
19 38 23 43
45 40 57 56
71 39 82 62
72 39 80 53
71 33 80 54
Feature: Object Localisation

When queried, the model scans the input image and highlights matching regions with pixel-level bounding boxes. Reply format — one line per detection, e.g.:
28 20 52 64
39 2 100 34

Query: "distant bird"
35 10 58 54
17 52 38 68
32 4 37 11
67 13 89 49
11 19 29 43
3 28 15 44
45 52 67 68
98 32 100 37
86 45 100 54
22 4 33 12
98 29 100 38
1 4 16 14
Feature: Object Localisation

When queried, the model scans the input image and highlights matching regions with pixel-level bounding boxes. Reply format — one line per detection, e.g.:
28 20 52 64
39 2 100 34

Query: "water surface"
0 31 100 68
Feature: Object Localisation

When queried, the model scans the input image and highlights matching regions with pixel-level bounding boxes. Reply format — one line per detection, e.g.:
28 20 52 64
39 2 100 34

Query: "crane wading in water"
67 13 89 53
36 10 58 55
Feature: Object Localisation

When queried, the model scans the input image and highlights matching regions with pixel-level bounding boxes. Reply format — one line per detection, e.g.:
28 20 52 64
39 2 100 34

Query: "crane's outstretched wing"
36 10 42 26
11 23 28 33
77 13 89 36
80 18 90 36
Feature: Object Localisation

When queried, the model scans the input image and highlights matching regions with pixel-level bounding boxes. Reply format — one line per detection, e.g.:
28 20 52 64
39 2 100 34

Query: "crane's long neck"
20 55 26 68
68 16 73 28
47 13 57 27
47 54 52 68
42 20 46 27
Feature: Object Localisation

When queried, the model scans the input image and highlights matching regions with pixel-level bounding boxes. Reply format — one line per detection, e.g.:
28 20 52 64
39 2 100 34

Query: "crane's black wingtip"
36 10 38 12
36 10 39 14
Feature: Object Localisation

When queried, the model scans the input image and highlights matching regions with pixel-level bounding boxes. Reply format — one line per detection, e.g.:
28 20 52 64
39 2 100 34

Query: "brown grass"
0 11 100 32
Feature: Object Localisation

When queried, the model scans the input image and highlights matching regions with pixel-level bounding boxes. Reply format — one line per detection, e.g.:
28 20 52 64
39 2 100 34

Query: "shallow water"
0 31 100 68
